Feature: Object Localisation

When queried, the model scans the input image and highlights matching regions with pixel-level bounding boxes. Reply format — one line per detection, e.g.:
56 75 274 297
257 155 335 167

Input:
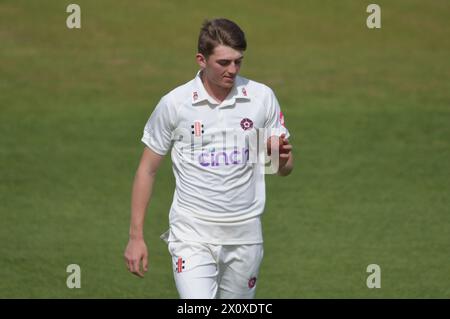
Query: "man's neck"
201 72 232 103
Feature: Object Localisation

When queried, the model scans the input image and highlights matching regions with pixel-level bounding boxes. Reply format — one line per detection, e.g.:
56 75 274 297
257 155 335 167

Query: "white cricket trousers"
168 240 264 299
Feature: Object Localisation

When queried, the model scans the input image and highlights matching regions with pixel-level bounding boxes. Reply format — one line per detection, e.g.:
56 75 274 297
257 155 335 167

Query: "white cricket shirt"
142 71 290 244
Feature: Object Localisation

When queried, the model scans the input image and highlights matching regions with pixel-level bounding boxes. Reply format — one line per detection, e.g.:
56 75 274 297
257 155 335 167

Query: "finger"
281 137 290 144
131 260 144 278
128 258 136 273
143 255 148 272
280 147 292 155
129 259 138 274
132 271 144 278
280 153 290 159
131 261 141 276
281 145 292 151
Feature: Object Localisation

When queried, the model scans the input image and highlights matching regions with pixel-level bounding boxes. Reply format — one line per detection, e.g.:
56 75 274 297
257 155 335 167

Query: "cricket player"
124 18 294 299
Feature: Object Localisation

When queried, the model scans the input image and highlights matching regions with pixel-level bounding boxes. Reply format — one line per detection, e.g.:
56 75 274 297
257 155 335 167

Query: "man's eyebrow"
217 56 244 62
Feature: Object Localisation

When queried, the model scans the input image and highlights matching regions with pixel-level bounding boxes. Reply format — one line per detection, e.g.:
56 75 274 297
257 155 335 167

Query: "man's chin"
221 81 234 89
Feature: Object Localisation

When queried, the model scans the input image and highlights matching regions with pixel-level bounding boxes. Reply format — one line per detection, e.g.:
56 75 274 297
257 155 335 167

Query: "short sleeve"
141 95 175 155
264 88 290 139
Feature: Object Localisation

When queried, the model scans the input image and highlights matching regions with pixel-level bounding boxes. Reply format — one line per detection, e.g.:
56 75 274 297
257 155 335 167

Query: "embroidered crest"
240 118 253 130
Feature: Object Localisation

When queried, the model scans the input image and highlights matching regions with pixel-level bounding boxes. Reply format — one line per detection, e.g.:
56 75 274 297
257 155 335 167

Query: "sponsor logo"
191 121 204 136
175 257 185 273
199 147 249 167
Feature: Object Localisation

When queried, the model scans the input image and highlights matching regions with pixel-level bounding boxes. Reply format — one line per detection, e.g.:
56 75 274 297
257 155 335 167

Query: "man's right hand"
124 238 148 278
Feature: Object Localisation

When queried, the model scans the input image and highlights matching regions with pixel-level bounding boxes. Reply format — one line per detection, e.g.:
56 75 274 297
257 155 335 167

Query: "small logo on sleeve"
280 111 286 127
175 257 185 273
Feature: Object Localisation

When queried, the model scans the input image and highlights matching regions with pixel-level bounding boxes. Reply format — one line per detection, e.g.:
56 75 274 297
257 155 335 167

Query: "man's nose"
227 62 239 74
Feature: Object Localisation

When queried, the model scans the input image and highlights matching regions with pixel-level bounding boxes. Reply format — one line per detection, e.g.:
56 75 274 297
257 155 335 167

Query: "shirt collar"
191 70 251 106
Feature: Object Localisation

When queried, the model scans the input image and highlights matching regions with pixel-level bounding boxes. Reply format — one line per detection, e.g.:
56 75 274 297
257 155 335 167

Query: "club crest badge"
240 118 253 130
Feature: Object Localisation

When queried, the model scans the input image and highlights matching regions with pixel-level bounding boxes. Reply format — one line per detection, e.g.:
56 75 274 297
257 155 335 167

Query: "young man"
124 18 294 299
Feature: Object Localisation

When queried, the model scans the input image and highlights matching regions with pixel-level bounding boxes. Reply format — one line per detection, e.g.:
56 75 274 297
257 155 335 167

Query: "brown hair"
198 18 247 58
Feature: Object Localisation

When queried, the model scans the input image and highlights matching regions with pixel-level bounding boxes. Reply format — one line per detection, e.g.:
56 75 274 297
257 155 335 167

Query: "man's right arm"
124 146 165 278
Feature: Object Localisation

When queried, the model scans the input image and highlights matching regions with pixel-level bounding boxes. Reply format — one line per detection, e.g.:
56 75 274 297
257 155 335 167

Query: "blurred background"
0 0 449 298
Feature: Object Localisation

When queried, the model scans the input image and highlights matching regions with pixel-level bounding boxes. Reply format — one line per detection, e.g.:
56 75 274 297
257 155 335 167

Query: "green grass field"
1 0 449 298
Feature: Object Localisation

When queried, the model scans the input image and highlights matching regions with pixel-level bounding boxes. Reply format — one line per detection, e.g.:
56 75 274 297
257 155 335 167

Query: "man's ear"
196 53 207 69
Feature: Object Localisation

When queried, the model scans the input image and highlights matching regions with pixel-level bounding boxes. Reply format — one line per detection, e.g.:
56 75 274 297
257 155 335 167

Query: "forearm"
129 167 156 239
